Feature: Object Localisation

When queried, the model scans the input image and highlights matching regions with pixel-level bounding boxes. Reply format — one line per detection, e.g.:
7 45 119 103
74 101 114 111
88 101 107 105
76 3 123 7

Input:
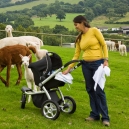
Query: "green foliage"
84 7 95 22
56 9 66 21
14 15 34 28
0 23 6 38
53 25 68 34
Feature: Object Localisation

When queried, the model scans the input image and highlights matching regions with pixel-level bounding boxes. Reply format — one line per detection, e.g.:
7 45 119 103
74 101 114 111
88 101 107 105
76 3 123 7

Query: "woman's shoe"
102 121 110 127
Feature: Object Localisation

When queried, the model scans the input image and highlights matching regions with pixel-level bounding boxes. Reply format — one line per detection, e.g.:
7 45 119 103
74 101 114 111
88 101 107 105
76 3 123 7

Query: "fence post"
41 34 43 42
60 34 62 47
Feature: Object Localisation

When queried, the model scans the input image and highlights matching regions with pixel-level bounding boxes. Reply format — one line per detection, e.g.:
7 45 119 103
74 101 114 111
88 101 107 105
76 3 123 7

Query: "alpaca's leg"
15 64 22 85
6 65 12 86
27 81 32 103
0 66 6 85
125 51 127 56
32 81 37 91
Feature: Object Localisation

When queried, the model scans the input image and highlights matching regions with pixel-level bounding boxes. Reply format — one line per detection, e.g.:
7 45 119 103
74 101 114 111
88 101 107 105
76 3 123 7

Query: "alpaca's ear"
28 54 32 59
19 54 23 58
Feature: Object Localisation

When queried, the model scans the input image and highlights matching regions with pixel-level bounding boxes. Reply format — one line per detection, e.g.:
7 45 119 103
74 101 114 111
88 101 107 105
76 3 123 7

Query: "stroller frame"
20 52 82 120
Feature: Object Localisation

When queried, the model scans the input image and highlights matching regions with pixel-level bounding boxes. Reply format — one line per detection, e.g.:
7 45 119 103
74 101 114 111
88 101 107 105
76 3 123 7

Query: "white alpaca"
28 45 48 61
0 37 38 49
105 40 116 51
20 54 38 103
118 41 127 56
5 25 13 37
5 25 43 49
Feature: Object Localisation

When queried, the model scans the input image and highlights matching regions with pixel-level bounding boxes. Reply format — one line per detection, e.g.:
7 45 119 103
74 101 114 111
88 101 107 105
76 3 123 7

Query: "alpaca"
28 46 48 60
105 40 116 51
0 37 38 49
118 41 127 56
20 54 38 103
5 25 43 48
5 25 13 37
0 45 32 86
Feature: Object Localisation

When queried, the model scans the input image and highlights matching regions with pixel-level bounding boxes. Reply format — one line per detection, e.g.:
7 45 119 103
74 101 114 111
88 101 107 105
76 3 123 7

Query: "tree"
114 3 128 16
93 4 103 16
0 23 6 39
37 11 45 20
56 9 66 21
0 13 7 23
53 25 68 34
106 8 115 20
85 8 95 22
14 15 34 28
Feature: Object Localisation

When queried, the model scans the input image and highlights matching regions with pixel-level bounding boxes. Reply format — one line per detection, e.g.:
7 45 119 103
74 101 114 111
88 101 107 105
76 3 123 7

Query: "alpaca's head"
5 25 13 33
19 54 31 66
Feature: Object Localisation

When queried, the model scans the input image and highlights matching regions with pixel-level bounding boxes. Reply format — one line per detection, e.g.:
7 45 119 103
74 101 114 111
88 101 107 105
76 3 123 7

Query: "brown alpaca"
0 45 32 87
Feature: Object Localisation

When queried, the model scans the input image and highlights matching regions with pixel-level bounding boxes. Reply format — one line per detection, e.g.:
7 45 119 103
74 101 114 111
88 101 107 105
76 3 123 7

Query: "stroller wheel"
21 94 26 109
41 100 60 120
59 96 76 114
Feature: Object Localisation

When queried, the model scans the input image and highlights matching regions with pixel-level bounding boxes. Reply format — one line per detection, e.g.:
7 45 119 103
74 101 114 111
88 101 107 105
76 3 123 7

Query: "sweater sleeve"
94 28 108 58
68 42 81 68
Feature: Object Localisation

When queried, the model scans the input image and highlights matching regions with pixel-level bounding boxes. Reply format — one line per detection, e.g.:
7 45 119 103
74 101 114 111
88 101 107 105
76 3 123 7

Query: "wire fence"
0 29 129 47
0 30 77 47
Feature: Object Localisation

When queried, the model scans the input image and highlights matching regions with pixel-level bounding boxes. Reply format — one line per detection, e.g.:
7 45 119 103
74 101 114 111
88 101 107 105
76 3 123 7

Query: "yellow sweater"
69 27 108 68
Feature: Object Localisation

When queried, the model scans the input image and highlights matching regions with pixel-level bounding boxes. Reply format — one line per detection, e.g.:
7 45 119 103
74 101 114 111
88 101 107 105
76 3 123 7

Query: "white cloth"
93 64 110 91
55 72 73 84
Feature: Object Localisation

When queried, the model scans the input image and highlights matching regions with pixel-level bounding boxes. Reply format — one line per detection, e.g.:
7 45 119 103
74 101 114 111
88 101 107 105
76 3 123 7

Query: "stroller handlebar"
64 60 82 67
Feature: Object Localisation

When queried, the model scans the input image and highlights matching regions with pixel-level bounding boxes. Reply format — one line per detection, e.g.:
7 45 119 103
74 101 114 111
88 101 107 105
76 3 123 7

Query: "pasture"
0 0 79 13
32 13 129 30
0 45 129 129
32 13 84 31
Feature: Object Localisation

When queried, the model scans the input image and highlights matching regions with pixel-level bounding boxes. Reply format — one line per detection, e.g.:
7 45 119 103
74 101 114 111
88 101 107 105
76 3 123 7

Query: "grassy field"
33 13 129 30
33 13 84 31
0 0 79 13
90 14 129 28
0 45 129 129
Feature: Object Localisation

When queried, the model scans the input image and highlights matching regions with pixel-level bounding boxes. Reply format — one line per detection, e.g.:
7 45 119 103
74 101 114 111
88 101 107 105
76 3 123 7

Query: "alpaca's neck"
24 65 29 72
7 32 13 37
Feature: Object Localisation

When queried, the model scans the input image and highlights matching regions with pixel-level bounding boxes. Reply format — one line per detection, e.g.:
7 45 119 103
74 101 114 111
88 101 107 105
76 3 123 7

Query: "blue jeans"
82 59 110 122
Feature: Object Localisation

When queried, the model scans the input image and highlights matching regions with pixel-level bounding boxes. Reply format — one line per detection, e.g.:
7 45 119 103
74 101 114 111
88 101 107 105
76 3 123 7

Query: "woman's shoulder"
90 27 101 33
91 27 99 31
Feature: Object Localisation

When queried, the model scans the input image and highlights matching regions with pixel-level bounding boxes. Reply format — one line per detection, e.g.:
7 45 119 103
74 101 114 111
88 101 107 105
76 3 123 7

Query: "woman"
63 15 110 126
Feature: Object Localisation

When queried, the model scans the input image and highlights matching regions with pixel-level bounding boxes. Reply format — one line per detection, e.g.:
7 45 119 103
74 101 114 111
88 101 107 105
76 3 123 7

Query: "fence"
0 30 77 47
0 30 129 47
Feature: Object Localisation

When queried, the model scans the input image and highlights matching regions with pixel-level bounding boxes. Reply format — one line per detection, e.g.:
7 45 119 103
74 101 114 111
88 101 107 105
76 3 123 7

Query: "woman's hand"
62 67 71 75
103 60 108 67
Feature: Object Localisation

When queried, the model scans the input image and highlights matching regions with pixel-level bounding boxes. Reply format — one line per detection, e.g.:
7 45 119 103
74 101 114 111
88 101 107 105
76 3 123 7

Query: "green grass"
33 13 129 30
90 13 129 28
0 45 129 129
33 13 84 31
0 0 79 13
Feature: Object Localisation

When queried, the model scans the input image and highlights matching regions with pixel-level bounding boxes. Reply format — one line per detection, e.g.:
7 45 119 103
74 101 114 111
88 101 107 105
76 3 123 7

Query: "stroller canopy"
28 52 63 85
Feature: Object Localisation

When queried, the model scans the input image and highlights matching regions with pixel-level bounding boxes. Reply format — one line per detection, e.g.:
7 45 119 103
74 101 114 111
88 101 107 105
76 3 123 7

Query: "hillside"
90 13 129 28
31 13 129 30
0 0 129 30
0 0 79 13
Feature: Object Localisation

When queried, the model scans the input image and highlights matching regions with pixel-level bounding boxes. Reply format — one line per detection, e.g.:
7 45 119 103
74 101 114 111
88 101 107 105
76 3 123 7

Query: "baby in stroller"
20 52 81 120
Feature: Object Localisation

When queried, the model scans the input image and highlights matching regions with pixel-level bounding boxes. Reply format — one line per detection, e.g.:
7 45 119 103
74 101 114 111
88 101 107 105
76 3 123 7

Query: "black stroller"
20 52 81 120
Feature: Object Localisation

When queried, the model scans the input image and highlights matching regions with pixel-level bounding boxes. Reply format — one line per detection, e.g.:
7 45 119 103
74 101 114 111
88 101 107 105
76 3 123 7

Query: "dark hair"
73 15 90 44
73 15 90 28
